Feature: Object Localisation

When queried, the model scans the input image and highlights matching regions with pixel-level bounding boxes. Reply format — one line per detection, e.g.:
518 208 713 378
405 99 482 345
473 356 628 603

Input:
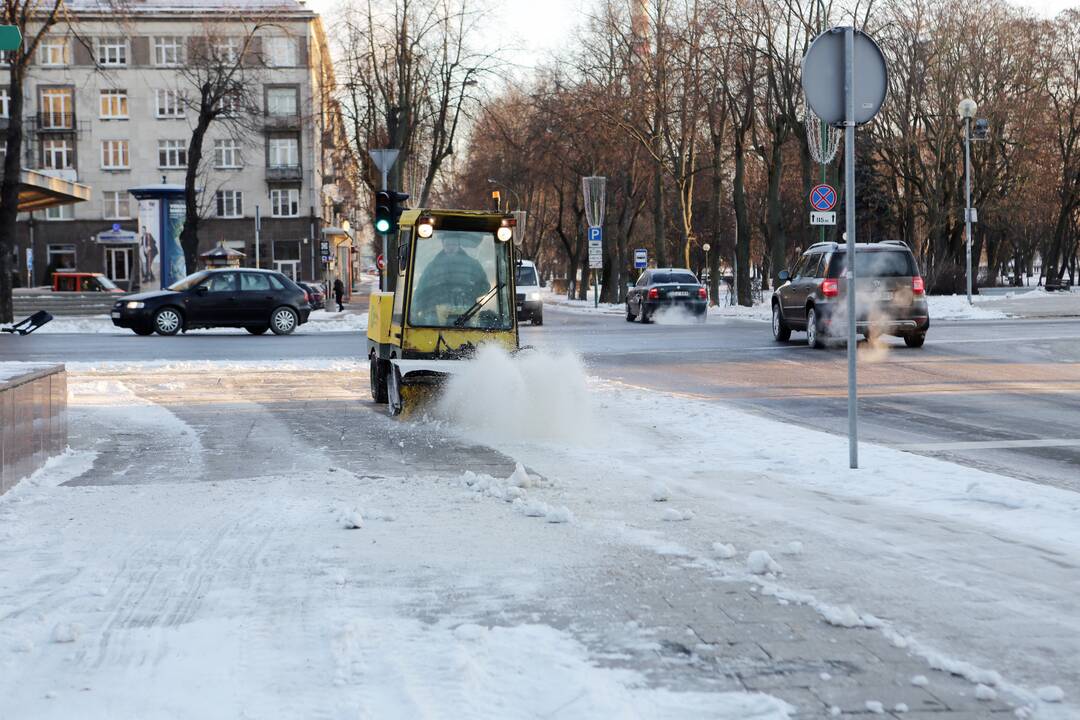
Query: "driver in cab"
411 231 491 325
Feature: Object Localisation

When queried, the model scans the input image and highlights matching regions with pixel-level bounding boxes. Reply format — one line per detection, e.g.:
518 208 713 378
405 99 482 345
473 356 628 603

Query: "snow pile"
926 294 1008 320
436 345 597 444
661 508 694 522
975 683 998 701
712 542 737 559
32 311 368 334
1038 686 1065 703
746 550 781 575
340 508 364 529
650 482 671 502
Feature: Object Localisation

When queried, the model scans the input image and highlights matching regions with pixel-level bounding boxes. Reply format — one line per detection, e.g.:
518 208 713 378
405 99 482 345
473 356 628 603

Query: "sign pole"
844 27 858 470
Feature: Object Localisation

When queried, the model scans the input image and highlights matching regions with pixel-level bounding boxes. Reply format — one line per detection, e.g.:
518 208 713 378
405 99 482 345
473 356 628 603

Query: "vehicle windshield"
408 229 513 329
516 266 538 286
97 276 119 290
168 271 212 291
652 272 698 284
829 251 918 278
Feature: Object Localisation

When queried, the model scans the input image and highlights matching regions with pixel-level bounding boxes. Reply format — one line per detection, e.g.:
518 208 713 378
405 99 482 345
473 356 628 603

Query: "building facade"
12 0 358 290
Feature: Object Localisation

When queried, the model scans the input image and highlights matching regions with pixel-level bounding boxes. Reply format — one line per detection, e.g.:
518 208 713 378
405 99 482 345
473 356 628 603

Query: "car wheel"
905 333 926 348
771 302 791 341
153 307 182 336
626 303 636 322
132 327 154 336
532 313 543 326
370 356 389 403
806 307 825 349
269 307 298 335
246 326 268 335
640 307 651 324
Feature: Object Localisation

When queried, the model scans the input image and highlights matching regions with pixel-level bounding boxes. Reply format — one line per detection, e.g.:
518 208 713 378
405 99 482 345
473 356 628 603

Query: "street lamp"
486 178 523 210
958 98 977 305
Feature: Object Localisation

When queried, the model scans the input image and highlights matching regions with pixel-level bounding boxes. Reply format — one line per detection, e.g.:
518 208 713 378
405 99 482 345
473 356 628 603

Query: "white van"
515 260 543 326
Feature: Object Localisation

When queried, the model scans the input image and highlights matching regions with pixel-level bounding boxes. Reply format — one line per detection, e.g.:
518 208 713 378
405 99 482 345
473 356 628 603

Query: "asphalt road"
4 304 1079 488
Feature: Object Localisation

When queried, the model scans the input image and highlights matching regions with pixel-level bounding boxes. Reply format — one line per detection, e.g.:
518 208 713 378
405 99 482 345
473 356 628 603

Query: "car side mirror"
195 285 209 295
778 270 790 282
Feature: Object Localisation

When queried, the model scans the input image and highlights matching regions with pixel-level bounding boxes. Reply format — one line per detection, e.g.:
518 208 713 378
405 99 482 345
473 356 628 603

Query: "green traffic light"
375 218 391 233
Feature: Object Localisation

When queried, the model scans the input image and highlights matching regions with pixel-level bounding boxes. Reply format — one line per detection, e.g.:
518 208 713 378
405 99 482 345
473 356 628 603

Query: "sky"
305 0 1078 72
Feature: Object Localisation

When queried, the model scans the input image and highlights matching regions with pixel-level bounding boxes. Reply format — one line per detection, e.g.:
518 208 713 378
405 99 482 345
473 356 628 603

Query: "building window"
213 37 239 63
38 38 69 66
158 139 187 168
153 36 185 66
99 89 128 119
39 87 73 128
42 138 74 169
216 190 243 218
0 87 9 119
217 91 240 117
103 190 131 219
101 140 129 169
155 89 184 118
268 137 298 167
45 205 74 221
264 36 297 67
214 139 241 168
270 188 299 217
47 244 76 266
266 87 298 116
97 37 128 66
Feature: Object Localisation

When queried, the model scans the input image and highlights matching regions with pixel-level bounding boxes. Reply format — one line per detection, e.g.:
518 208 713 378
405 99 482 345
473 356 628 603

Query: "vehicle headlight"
496 226 513 242
527 292 540 301
125 301 144 309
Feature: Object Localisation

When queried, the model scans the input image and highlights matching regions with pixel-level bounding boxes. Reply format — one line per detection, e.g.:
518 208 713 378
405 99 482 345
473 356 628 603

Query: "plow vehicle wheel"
387 364 404 416
370 356 388 404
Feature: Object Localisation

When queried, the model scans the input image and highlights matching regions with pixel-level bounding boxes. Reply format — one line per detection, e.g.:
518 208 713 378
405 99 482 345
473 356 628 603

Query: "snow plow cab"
367 209 520 416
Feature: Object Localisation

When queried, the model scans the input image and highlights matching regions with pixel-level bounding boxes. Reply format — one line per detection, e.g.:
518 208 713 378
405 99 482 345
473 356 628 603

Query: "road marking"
891 439 1080 452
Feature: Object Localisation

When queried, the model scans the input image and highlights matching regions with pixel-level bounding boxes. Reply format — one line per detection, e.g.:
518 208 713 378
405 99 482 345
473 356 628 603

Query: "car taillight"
647 288 659 299
698 287 707 299
912 276 925 295
304 291 310 303
822 279 839 298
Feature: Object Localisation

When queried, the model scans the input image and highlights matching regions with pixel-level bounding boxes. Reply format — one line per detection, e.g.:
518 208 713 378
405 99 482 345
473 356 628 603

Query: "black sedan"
111 268 311 336
626 268 708 323
297 282 326 311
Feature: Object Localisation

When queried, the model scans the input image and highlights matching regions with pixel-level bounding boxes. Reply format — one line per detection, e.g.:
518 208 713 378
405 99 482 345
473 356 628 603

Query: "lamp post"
958 98 977 305
702 242 712 304
486 178 523 210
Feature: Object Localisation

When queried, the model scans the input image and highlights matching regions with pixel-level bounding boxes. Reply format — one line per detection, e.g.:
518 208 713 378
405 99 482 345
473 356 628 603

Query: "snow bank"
31 311 367 334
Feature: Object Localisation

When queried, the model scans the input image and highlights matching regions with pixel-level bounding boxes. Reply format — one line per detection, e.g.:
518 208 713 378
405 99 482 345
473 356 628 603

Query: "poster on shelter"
138 199 161 289
164 199 187 286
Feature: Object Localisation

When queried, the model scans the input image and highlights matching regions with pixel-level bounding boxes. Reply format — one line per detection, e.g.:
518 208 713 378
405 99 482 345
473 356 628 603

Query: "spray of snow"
651 305 705 326
436 345 596 444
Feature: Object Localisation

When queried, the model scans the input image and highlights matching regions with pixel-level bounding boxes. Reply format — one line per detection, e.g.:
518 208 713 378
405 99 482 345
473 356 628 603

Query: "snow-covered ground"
541 287 1056 322
30 308 368 335
1 354 1077 718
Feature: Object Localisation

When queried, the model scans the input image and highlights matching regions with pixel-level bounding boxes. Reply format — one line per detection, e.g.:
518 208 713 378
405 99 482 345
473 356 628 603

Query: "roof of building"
65 0 314 17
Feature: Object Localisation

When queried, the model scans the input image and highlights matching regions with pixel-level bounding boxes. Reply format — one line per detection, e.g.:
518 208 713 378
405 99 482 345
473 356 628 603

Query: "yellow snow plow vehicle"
367 209 521 416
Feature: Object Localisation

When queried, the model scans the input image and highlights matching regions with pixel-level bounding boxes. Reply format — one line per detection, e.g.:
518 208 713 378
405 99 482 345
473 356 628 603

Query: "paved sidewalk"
0 366 1058 718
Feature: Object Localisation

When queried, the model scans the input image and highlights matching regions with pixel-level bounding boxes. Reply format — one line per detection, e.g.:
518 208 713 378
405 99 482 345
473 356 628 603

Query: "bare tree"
0 0 71 322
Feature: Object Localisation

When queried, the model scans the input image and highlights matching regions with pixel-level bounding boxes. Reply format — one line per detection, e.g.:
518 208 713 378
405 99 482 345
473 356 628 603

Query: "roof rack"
879 240 908 247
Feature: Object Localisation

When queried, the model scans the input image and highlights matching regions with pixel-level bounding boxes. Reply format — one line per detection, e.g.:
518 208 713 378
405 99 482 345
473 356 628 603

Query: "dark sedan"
111 268 311 336
297 281 326 310
626 268 708 323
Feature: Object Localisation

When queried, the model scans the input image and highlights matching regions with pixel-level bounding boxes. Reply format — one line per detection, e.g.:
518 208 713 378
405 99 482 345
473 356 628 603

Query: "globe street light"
958 98 977 304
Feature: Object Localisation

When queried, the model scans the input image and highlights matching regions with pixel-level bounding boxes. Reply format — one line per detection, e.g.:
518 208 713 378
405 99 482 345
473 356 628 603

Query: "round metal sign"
376 254 385 270
810 184 837 211
801 27 888 128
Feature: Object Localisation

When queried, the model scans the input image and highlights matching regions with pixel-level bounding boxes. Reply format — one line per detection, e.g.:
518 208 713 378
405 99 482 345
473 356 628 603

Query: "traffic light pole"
380 170 388 292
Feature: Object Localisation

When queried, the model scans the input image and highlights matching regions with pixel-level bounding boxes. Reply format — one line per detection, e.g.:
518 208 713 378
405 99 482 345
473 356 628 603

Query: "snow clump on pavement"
911 675 929 687
712 542 737 559
340 508 363 529
650 482 671 502
820 605 864 628
661 508 694 522
50 623 81 644
746 550 782 575
1037 686 1065 703
865 700 885 714
508 463 535 488
782 541 803 556
544 506 574 524
894 702 909 713
975 684 998 701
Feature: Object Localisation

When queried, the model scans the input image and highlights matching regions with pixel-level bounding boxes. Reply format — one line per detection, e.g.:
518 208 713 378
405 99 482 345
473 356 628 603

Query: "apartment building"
12 0 357 289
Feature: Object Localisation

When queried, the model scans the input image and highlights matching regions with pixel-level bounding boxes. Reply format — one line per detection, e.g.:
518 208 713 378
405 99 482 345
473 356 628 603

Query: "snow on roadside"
31 310 367 334
428 345 1080 716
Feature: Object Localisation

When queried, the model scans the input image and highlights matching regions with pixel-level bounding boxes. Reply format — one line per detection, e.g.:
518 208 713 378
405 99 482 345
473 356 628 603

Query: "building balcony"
266 165 302 182
33 112 75 131
264 113 301 131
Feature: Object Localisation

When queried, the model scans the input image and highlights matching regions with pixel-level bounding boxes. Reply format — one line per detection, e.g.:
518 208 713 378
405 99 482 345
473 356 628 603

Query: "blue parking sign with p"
588 226 602 242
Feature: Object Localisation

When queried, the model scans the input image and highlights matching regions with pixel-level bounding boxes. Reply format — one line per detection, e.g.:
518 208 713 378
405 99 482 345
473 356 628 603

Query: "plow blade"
386 360 452 418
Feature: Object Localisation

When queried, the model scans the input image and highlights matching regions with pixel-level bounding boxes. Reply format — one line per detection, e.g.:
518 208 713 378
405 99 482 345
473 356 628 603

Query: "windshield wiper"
454 283 504 327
